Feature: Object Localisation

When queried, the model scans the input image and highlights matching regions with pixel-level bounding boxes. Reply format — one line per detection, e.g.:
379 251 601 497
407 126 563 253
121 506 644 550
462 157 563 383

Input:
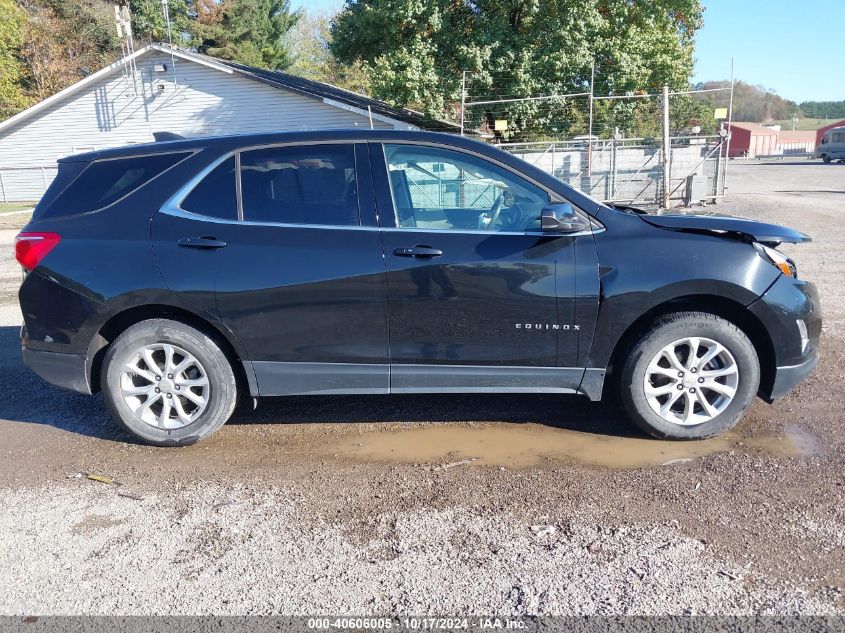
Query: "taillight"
15 232 61 271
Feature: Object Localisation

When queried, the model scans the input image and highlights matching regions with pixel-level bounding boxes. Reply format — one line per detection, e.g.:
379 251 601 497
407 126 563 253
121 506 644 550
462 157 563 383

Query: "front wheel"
101 319 238 446
822 154 831 163
619 312 760 440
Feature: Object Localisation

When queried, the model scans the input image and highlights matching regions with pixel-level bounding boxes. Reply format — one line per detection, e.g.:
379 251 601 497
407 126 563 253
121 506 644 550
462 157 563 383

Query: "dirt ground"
0 161 843 615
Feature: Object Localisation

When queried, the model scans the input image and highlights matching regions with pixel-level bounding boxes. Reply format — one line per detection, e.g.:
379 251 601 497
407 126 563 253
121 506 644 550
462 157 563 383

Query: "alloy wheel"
120 343 210 429
643 336 739 426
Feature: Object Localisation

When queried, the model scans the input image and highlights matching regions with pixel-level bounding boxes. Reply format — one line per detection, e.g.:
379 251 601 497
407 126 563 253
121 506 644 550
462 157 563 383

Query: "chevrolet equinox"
16 131 821 446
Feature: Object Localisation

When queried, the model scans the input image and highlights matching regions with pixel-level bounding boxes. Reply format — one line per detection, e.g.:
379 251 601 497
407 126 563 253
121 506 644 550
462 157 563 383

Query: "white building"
0 44 455 202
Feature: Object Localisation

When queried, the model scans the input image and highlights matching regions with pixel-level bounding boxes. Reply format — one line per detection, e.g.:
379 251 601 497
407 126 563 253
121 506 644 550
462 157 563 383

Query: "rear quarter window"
38 152 191 219
180 156 238 221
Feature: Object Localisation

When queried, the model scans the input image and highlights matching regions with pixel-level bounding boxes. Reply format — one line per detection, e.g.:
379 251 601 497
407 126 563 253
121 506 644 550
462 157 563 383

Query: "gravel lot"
1 161 843 616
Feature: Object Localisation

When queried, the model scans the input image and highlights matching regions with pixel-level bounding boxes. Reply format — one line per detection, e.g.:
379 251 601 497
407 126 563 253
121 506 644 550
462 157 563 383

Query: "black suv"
16 131 820 446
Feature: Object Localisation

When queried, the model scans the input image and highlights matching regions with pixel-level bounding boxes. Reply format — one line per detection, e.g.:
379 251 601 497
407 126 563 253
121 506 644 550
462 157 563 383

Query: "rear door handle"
178 236 227 249
393 245 443 259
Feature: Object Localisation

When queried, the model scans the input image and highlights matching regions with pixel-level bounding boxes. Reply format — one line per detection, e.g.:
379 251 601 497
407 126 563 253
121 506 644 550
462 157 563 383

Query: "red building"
724 122 778 157
777 130 817 154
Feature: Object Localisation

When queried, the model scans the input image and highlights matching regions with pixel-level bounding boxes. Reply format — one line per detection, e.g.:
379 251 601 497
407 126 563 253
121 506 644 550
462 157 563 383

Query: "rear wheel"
101 319 237 446
619 312 759 440
822 154 831 163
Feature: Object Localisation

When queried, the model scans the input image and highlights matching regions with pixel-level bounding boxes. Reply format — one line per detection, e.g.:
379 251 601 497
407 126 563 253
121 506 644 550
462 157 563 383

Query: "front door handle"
394 245 443 259
178 236 227 249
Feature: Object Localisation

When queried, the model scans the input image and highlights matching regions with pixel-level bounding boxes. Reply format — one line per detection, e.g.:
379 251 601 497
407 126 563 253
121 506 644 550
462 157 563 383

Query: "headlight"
755 243 797 278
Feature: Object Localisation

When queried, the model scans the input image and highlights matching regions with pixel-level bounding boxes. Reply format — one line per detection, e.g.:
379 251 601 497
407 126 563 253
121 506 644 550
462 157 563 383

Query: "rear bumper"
764 352 817 403
22 347 91 395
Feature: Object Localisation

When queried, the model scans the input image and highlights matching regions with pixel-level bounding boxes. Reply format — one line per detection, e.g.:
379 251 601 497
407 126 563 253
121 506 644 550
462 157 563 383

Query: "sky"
291 0 843 103
290 0 343 12
689 0 842 103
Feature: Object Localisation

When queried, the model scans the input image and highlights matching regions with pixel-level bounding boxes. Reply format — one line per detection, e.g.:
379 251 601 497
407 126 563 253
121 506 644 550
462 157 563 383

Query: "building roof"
816 119 845 144
777 130 816 142
818 118 845 133
0 43 458 135
205 56 458 132
725 122 778 134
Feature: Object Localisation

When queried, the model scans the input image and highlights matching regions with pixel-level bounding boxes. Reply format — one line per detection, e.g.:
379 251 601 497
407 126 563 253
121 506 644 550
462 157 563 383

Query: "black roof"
59 128 602 214
63 129 467 162
183 50 458 133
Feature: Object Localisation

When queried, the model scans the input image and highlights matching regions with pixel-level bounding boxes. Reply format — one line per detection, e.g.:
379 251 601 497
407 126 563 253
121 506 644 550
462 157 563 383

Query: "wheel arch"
86 304 256 397
604 294 776 398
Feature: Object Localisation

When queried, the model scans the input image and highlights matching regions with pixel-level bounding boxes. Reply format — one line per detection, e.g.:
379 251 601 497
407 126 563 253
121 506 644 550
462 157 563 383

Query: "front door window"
383 144 550 232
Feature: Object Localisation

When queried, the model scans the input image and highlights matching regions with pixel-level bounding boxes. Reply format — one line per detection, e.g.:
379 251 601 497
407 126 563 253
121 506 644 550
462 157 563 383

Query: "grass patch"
0 201 36 214
771 118 832 131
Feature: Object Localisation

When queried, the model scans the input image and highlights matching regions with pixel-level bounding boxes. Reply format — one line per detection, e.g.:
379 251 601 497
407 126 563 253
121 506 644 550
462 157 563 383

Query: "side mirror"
540 203 590 233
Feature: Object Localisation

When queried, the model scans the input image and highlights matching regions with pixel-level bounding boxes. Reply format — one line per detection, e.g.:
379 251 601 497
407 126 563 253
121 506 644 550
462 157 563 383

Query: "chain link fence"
457 74 734 209
500 135 726 206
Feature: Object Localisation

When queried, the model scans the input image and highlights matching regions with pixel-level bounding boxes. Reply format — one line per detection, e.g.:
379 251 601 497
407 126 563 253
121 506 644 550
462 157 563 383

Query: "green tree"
194 0 301 70
287 9 370 94
0 0 30 119
798 100 845 120
331 0 703 138
16 0 119 103
128 0 193 46
694 80 797 123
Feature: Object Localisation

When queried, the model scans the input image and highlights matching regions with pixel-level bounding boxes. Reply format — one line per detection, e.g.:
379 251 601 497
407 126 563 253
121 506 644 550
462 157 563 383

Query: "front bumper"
765 353 818 402
22 347 92 395
749 275 821 402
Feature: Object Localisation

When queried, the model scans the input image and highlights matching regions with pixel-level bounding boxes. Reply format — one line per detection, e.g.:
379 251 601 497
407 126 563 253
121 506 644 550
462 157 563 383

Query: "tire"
822 154 831 163
101 319 237 446
618 312 760 440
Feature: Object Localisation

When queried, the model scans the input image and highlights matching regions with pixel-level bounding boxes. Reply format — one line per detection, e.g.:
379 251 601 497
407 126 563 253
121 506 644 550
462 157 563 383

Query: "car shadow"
0 325 640 443
750 161 844 167
774 190 845 195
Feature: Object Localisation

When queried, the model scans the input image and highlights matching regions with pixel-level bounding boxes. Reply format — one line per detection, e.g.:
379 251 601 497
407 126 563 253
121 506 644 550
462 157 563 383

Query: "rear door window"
41 152 190 219
239 144 360 226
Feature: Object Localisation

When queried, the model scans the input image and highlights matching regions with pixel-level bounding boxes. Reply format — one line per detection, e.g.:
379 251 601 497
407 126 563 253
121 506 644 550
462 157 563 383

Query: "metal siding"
0 51 396 200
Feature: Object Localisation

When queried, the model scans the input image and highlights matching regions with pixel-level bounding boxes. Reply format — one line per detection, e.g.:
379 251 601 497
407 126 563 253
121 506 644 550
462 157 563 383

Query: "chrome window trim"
160 151 236 221
163 141 366 225
378 226 601 237
159 137 605 237
159 204 602 236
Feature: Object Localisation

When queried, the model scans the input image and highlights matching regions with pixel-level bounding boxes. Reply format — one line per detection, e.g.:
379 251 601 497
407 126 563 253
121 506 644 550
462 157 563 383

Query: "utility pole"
723 58 735 192
460 70 467 136
587 59 595 177
161 0 177 87
661 84 670 210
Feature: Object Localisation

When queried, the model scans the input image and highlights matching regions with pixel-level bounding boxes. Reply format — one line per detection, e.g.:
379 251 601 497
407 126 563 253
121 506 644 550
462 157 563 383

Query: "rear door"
151 142 390 395
370 141 585 393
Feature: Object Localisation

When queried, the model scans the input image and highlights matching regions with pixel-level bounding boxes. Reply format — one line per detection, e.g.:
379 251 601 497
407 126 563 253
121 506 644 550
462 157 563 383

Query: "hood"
640 214 811 246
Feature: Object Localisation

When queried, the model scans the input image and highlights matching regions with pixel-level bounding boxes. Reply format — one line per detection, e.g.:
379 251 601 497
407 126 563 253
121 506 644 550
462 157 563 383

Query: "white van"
817 126 845 163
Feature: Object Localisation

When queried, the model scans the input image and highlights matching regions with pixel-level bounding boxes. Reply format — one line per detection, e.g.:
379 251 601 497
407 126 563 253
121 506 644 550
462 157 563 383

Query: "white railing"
0 165 58 203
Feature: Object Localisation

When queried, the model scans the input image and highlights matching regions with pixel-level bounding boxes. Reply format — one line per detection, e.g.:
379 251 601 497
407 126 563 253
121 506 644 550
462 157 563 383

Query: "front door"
371 142 585 393
152 142 390 395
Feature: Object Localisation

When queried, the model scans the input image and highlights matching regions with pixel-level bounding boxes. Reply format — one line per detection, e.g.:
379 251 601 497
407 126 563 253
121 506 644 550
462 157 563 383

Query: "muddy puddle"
320 422 822 470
